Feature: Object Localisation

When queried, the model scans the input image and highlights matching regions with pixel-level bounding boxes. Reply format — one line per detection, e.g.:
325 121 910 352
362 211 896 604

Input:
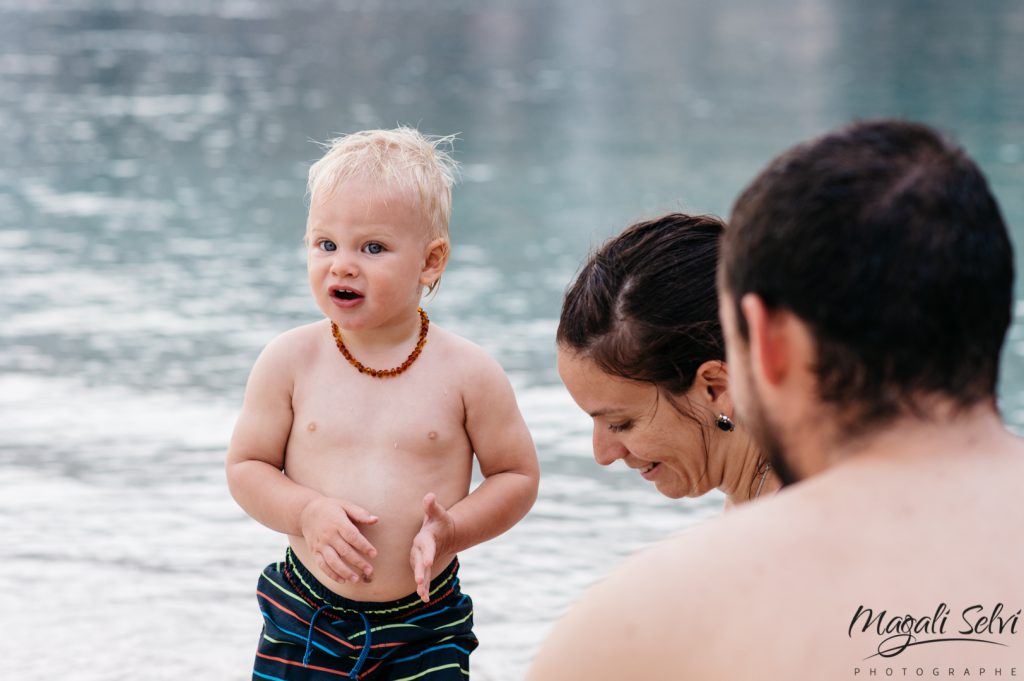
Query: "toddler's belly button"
307 421 316 432
428 431 437 440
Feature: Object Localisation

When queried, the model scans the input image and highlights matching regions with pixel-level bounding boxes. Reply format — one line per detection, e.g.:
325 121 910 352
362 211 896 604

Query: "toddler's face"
306 178 436 331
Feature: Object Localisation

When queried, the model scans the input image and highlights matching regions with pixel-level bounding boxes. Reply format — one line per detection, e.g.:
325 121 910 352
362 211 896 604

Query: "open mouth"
640 462 660 475
333 288 364 301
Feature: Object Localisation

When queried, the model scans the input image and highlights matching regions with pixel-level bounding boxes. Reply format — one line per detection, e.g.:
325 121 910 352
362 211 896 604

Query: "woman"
557 212 780 507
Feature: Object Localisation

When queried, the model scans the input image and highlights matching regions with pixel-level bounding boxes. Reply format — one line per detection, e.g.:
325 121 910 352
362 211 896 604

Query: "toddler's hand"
299 496 379 585
410 492 455 603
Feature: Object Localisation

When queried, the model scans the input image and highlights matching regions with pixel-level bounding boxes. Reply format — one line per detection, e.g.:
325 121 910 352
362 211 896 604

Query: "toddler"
226 127 540 680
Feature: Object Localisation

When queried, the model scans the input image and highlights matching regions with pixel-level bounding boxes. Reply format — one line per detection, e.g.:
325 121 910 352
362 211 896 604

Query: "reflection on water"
1 1 1022 679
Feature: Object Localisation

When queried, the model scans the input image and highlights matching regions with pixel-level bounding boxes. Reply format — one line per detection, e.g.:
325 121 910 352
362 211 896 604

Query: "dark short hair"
558 213 726 400
722 119 1014 430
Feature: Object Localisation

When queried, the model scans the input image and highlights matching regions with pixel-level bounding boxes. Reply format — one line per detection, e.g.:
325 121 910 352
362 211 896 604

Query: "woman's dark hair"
557 213 727 402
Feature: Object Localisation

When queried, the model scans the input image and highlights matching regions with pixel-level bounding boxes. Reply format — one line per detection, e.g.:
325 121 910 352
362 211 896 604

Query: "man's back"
532 408 1024 679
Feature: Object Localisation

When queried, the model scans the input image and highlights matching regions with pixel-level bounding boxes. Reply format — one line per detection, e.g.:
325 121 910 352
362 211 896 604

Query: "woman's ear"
695 359 730 405
420 238 450 288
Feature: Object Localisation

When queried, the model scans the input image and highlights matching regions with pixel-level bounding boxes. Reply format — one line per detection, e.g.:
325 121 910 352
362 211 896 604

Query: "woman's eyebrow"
588 408 618 418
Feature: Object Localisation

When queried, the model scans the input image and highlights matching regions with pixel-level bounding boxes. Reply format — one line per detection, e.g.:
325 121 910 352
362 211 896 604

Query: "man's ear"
420 238 450 288
740 293 789 386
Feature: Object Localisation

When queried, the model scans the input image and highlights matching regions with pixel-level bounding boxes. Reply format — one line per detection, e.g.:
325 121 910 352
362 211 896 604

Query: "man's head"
720 119 1014 477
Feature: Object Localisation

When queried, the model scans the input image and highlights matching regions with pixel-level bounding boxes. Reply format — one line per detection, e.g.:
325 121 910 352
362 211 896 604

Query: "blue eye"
608 420 633 433
318 240 337 252
364 242 385 255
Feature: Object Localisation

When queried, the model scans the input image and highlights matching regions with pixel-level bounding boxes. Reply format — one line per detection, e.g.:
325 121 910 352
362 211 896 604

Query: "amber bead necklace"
330 307 429 378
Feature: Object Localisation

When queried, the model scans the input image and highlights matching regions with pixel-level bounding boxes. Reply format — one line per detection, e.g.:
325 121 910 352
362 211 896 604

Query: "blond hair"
307 127 459 242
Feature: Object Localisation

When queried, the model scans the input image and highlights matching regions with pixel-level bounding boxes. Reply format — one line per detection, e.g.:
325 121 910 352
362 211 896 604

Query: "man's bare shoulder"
529 485 885 681
528 497 770 675
530 441 1024 680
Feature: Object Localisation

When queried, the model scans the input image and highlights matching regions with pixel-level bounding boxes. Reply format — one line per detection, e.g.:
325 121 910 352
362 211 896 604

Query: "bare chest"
289 363 470 464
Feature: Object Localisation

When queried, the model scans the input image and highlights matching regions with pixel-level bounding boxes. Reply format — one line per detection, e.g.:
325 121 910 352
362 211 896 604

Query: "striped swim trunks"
252 549 478 681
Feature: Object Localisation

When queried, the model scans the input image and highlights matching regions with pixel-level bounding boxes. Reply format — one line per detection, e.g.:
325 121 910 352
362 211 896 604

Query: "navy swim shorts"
252 549 477 680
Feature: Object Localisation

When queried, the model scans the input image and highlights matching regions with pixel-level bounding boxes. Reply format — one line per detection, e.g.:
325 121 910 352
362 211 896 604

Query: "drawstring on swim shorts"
302 605 373 680
303 604 330 667
349 612 372 680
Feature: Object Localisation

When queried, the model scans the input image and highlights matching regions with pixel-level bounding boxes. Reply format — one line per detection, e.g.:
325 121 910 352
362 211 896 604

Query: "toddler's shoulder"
429 325 506 377
427 326 517 409
254 319 329 371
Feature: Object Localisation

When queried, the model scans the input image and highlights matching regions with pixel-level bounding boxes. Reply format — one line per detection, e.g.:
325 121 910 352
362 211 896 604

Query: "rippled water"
2 1 1023 679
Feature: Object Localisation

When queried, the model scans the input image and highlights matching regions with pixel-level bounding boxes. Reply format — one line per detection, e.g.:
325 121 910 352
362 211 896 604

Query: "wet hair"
307 127 458 293
557 213 727 403
722 119 1014 431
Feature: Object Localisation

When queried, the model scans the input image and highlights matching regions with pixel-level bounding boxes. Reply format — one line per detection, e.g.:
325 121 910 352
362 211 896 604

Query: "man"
527 120 1024 679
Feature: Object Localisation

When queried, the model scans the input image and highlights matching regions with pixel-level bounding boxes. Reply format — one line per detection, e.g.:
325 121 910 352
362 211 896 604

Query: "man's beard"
741 368 801 487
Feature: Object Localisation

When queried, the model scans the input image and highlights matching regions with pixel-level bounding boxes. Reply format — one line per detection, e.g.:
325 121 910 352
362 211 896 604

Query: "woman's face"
557 347 714 499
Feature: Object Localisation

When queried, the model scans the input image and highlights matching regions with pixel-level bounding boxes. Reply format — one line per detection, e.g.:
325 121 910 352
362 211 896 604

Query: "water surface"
2 1 1023 678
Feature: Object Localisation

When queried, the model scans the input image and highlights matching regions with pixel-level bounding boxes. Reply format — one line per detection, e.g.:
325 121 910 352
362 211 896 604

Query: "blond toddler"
226 127 539 681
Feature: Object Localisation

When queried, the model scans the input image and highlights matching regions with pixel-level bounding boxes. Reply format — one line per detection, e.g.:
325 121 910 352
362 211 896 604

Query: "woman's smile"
639 461 661 480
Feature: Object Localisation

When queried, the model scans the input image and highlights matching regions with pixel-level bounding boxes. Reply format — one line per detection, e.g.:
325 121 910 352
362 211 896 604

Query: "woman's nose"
592 427 627 466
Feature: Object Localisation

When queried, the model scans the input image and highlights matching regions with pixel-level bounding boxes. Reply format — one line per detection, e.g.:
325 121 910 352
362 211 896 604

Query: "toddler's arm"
226 332 378 583
410 349 539 599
